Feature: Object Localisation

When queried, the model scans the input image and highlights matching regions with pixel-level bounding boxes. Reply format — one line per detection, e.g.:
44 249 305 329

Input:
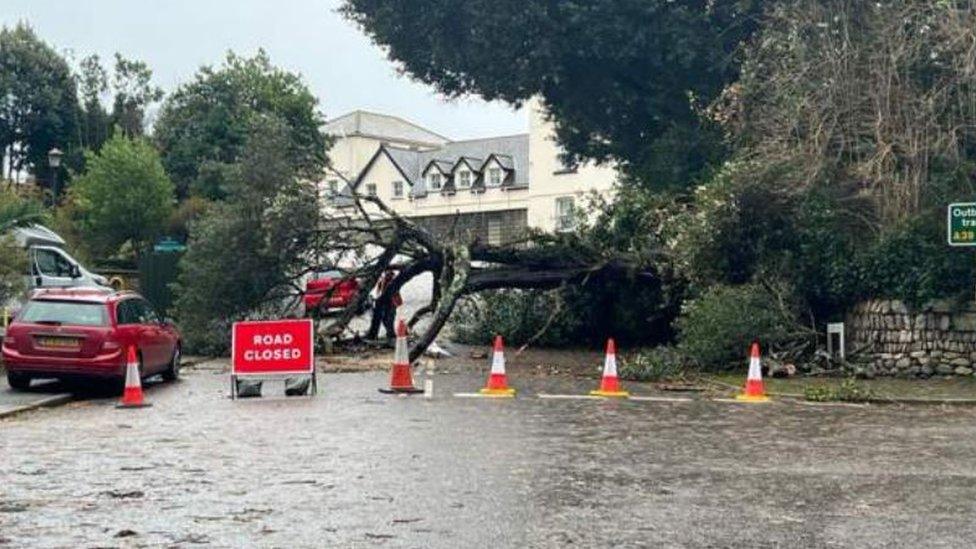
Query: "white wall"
526 97 618 231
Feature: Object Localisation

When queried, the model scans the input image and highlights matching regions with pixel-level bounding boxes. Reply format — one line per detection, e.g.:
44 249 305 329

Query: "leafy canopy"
173 115 322 354
0 23 79 180
155 50 329 200
341 0 763 188
70 134 175 258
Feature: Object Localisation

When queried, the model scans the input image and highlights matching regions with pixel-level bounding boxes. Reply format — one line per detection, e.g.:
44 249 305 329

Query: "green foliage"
618 347 687 382
0 23 80 181
173 115 321 354
451 289 583 347
69 135 175 258
452 274 670 348
804 379 876 403
0 187 47 233
0 235 26 305
676 282 802 369
341 0 761 189
110 53 164 138
155 50 329 200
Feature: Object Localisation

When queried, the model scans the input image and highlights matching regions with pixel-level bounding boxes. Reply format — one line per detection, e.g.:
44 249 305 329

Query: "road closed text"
232 320 314 374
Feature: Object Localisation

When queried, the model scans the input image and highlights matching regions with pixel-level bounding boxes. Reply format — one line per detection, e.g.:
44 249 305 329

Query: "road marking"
795 400 869 408
711 397 774 404
629 395 694 403
453 392 514 399
537 394 604 400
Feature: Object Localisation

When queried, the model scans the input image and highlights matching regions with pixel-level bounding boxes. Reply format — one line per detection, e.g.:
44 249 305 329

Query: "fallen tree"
316 194 658 361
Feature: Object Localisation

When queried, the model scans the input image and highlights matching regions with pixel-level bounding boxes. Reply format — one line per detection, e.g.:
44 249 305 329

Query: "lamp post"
48 147 63 204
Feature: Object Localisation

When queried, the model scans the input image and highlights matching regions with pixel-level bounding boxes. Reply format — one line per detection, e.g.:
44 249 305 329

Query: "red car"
1 289 181 391
303 270 369 316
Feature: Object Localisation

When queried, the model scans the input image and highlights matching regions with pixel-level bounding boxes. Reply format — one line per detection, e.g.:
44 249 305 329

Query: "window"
20 300 107 327
555 197 575 231
427 172 442 191
457 170 471 188
488 167 502 187
136 299 161 324
116 300 139 325
487 218 503 246
366 183 377 197
34 249 74 278
327 179 339 197
392 180 404 198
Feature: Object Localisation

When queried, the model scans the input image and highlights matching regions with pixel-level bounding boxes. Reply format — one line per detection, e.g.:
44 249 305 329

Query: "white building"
321 99 617 244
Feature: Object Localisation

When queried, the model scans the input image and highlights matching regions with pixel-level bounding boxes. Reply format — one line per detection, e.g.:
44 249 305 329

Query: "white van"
12 225 108 290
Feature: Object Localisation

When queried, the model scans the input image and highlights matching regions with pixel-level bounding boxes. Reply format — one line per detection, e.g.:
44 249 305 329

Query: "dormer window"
427 172 442 191
457 170 471 188
488 168 502 187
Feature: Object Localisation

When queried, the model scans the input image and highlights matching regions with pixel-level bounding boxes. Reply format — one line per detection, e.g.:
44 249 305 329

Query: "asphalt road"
3 362 976 547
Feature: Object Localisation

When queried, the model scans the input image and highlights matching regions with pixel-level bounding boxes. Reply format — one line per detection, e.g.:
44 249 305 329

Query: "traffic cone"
116 346 151 408
479 335 516 397
590 338 629 397
736 342 770 402
379 319 423 394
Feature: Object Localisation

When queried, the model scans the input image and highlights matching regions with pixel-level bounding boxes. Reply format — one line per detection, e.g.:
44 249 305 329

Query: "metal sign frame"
230 319 317 399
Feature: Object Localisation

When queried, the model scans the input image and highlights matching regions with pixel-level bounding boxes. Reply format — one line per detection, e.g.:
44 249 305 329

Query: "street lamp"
48 147 63 204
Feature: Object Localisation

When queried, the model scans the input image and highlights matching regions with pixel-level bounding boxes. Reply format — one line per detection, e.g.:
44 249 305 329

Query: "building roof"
324 110 450 147
336 133 530 205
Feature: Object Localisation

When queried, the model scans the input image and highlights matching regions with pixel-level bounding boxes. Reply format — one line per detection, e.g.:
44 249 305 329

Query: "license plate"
35 336 81 349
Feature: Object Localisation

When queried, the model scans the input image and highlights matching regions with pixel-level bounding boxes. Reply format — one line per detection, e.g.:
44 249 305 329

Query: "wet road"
4 364 976 547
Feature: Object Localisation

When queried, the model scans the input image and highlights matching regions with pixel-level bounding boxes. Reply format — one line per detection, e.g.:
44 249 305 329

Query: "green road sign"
948 203 976 246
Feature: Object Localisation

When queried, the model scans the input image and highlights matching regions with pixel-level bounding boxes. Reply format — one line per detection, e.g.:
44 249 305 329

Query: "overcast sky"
1 0 526 140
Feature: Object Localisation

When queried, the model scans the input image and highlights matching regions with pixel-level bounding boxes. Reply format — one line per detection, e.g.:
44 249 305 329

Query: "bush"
618 346 687 382
804 378 875 402
0 236 26 305
451 274 672 348
676 281 802 369
451 289 582 346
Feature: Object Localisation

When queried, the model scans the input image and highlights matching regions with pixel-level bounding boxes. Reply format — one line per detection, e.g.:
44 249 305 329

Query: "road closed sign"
948 203 976 246
232 319 314 375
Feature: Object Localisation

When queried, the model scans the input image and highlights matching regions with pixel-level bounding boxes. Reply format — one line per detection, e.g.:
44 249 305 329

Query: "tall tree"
155 50 329 199
340 0 764 189
0 23 79 184
77 54 110 151
69 134 175 258
110 53 163 138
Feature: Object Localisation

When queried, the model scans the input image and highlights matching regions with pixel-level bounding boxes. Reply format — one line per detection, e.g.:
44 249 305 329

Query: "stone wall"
846 300 976 377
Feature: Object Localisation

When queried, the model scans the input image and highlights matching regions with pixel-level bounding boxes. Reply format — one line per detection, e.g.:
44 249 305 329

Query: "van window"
35 249 74 277
19 300 108 327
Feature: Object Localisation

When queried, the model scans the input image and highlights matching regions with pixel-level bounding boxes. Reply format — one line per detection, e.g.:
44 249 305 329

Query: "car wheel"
162 345 181 382
6 372 31 391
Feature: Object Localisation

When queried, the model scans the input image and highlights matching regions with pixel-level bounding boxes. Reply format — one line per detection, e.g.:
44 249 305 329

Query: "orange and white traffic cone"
117 346 151 408
479 335 516 397
379 319 423 394
736 341 770 402
590 338 629 397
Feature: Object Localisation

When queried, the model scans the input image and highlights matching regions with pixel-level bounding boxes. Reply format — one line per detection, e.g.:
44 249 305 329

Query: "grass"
700 372 976 400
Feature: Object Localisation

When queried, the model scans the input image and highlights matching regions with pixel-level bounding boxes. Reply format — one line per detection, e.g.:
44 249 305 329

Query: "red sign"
232 319 314 375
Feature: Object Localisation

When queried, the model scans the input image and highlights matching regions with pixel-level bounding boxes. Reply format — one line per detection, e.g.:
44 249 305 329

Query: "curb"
0 393 74 420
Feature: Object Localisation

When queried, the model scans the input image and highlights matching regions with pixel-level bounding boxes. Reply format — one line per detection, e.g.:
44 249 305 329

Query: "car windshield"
19 300 107 327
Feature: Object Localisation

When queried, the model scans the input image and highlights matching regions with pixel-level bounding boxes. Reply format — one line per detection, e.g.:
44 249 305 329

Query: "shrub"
618 347 687 382
804 378 875 402
676 281 802 369
450 275 671 348
451 289 582 346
